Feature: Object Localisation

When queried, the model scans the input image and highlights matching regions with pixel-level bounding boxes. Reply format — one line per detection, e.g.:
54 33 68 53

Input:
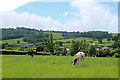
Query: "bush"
5 47 13 50
114 53 120 58
36 46 44 52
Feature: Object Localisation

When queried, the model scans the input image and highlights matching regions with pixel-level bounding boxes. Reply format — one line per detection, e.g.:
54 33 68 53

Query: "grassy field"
1 38 28 45
2 55 118 78
112 33 118 37
44 32 64 39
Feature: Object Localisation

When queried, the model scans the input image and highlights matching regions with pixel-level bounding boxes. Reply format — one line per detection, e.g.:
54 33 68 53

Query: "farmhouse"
90 43 111 50
17 44 35 47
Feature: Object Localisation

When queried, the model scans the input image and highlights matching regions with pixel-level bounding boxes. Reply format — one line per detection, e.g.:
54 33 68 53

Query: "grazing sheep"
73 52 85 67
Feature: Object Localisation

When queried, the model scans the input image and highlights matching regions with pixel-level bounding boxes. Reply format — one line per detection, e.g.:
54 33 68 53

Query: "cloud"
62 0 118 32
0 0 36 11
0 0 118 33
63 12 69 16
0 11 63 30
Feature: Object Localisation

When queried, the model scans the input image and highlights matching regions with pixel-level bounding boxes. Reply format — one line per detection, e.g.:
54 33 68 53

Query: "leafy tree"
55 41 63 46
112 42 120 48
2 44 5 49
62 48 67 55
70 40 80 56
62 31 112 39
112 36 119 42
97 49 104 57
42 33 54 54
17 40 20 44
36 46 44 52
88 45 96 57
104 49 111 57
107 38 111 43
114 53 120 58
2 27 45 43
70 40 90 56
98 39 102 44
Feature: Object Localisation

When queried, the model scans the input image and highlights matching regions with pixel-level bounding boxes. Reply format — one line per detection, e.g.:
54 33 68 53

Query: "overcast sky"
0 0 118 33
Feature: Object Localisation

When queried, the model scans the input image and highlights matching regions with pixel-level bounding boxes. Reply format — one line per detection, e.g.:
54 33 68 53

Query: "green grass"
0 35 115 48
1 38 28 45
44 32 64 39
112 33 118 37
55 37 93 43
93 39 115 46
2 55 118 78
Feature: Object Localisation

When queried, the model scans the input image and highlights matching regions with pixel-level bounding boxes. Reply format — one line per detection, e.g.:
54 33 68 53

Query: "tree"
112 42 120 48
55 41 63 46
70 40 90 56
107 38 111 43
112 36 119 42
88 45 96 57
2 44 5 49
70 40 80 56
17 40 20 44
97 49 104 57
36 46 44 52
98 39 102 44
63 48 67 56
42 33 54 54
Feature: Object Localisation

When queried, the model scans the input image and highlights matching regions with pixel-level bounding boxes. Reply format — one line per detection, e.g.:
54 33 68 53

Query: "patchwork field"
1 38 28 45
2 55 118 78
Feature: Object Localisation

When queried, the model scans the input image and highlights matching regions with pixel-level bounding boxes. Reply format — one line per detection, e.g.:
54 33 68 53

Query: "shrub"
114 53 120 58
5 47 13 50
36 46 44 52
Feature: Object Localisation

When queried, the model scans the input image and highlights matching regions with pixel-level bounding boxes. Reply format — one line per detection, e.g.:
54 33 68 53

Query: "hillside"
1 27 45 43
1 27 115 47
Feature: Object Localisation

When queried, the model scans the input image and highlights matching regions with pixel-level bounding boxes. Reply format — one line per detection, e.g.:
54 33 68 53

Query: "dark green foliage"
42 33 54 53
5 47 13 50
111 48 120 55
112 35 119 42
36 46 44 52
107 38 111 42
70 40 90 56
2 27 45 43
112 41 120 48
2 44 5 49
98 39 102 44
17 40 20 44
62 31 112 39
62 48 67 55
97 49 105 57
97 49 111 57
114 53 120 58
54 43 63 56
104 49 111 57
70 40 80 56
55 41 63 46
88 45 97 57
2 50 27 55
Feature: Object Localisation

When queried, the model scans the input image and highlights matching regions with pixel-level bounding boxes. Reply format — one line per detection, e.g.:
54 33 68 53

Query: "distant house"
94 45 111 50
66 48 70 53
89 43 96 46
89 43 111 50
94 45 102 50
17 44 35 47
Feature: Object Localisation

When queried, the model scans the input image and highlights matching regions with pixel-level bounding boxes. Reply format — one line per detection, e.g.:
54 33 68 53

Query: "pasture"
44 32 64 39
2 55 118 78
1 38 28 45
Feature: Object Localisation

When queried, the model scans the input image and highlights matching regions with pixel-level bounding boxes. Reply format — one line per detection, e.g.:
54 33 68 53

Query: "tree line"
62 31 112 39
1 27 45 43
42 33 120 57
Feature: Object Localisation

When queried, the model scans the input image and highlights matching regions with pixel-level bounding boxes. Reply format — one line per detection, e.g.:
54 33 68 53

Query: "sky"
0 0 119 33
